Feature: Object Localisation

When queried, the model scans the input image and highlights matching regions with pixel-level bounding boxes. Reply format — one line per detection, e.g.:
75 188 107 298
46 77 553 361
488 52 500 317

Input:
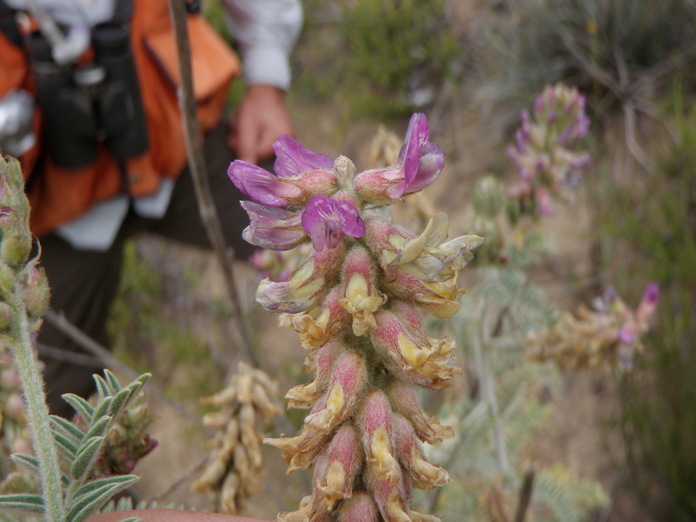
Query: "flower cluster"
192 362 282 515
73 391 157 478
526 283 659 371
506 84 591 216
231 114 482 520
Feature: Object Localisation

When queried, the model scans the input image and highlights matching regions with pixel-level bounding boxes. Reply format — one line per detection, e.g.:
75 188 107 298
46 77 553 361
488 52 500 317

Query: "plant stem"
479 302 511 476
11 297 65 521
166 0 260 369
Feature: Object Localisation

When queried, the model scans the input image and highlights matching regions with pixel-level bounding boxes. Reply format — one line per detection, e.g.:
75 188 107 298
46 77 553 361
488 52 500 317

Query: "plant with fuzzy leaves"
229 114 482 520
414 85 656 521
0 370 152 522
0 156 152 522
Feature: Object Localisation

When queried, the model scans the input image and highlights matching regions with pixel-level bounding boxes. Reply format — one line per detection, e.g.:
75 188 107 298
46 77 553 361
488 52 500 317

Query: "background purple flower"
301 195 365 251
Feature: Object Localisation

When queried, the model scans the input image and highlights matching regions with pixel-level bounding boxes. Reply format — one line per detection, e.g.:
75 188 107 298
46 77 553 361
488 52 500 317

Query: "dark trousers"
38 122 256 417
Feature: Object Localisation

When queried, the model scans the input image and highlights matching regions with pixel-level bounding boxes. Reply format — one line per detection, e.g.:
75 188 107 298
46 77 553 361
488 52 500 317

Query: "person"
0 0 303 416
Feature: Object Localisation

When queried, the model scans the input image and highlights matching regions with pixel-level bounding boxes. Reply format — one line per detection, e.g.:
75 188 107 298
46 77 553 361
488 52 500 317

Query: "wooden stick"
513 467 536 522
166 0 260 369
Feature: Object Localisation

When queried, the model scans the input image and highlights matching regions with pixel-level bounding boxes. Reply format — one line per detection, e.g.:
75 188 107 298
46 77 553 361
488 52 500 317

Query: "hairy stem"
11 297 65 521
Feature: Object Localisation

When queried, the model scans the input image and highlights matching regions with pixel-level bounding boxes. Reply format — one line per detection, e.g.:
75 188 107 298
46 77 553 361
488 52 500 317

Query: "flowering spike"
240 117 476 518
506 84 591 217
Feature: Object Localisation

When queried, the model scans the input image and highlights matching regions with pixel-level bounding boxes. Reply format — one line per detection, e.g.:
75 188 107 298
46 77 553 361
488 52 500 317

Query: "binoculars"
27 22 148 169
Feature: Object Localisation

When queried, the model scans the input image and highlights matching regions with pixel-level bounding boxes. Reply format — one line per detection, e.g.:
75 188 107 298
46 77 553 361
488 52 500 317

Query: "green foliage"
296 0 460 119
532 465 609 522
423 266 607 521
108 241 164 362
107 241 224 405
480 0 696 126
604 96 696 520
0 371 150 522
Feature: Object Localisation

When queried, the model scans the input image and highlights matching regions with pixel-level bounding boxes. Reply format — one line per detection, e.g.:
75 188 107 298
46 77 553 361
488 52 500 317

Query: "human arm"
220 0 303 164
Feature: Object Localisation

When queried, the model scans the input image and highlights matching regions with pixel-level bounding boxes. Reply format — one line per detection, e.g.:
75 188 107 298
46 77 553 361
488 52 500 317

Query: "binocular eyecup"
27 22 149 170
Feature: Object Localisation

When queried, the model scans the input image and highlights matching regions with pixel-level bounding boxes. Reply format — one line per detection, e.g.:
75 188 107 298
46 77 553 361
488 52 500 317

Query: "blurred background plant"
475 0 696 131
0 0 684 519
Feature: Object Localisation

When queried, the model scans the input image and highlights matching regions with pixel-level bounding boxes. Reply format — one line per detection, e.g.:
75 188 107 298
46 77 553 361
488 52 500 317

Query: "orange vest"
0 1 241 236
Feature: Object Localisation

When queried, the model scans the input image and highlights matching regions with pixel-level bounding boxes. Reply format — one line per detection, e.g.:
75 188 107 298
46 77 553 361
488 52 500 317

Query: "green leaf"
62 394 95 423
109 387 132 417
50 415 86 444
9 453 39 473
67 475 139 522
52 431 78 459
93 375 112 401
73 475 139 499
90 397 113 428
83 415 112 441
71 436 105 481
0 494 45 513
119 518 141 522
103 370 122 395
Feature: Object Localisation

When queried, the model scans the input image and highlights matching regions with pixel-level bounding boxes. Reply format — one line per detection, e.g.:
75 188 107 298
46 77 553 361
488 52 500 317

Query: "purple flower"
636 282 660 323
301 195 365 251
397 113 445 196
273 135 334 177
228 160 302 207
354 113 445 203
240 201 305 251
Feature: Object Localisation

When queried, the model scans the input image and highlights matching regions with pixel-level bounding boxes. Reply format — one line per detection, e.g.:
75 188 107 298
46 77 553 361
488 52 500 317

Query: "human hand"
228 84 293 164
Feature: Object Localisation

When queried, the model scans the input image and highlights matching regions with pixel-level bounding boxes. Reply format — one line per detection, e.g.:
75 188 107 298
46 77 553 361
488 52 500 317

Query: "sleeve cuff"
241 46 292 91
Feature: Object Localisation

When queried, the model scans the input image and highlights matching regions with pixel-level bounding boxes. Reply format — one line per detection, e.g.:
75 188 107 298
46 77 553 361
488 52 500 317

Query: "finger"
227 117 240 152
237 122 258 164
255 129 277 162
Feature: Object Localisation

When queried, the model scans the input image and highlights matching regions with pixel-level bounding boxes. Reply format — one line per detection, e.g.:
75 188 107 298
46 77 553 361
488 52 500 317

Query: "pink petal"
273 135 334 178
228 160 301 206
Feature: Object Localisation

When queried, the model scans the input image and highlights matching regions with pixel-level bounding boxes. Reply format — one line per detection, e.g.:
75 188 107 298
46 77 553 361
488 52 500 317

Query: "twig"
513 467 536 522
36 342 102 367
166 0 260 369
480 301 512 476
43 308 205 429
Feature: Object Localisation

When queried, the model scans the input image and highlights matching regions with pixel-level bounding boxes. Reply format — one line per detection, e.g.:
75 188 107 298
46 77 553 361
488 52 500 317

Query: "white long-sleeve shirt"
5 0 303 87
222 0 303 90
3 0 303 250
